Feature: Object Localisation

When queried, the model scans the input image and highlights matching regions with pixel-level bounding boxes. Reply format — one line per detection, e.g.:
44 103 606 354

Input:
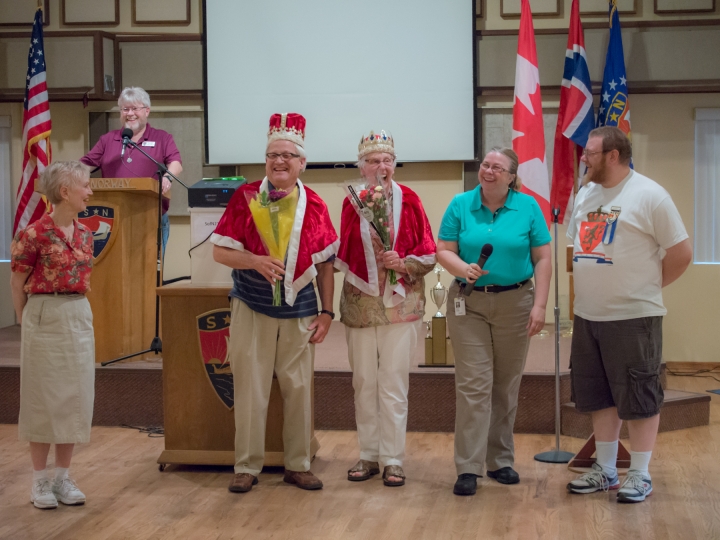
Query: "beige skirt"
18 294 95 444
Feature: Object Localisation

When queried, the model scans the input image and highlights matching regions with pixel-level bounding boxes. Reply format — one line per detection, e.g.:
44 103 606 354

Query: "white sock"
54 467 69 482
595 440 619 477
629 451 652 477
32 469 48 483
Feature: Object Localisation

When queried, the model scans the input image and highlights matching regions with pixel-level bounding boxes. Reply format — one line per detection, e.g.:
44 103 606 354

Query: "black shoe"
487 467 519 485
453 473 478 496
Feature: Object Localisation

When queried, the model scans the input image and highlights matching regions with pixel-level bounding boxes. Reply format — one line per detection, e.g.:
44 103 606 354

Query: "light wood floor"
1 374 719 540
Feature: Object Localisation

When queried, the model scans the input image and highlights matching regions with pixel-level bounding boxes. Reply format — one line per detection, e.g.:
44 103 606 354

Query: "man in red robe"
212 113 338 492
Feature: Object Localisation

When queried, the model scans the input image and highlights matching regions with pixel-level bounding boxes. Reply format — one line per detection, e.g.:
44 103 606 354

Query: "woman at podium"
80 86 182 254
10 161 96 509
437 147 551 496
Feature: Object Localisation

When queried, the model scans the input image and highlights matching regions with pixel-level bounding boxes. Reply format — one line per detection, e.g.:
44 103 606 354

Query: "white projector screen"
205 1 475 165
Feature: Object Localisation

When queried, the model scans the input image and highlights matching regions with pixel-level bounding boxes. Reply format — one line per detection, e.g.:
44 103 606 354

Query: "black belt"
458 279 530 294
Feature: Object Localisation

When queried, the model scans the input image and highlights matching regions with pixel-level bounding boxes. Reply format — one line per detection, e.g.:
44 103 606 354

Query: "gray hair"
295 143 307 172
39 161 90 205
118 86 151 108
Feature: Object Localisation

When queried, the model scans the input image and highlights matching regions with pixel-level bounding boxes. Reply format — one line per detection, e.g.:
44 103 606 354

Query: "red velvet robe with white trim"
211 178 338 307
334 181 436 307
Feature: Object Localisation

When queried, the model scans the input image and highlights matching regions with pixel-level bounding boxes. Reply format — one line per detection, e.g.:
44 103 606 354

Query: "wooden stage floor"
0 374 718 539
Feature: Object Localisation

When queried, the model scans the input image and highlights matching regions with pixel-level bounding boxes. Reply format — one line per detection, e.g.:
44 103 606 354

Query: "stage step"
560 389 711 439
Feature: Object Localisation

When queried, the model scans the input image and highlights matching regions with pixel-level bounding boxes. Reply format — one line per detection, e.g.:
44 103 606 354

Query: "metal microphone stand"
534 207 575 464
101 140 189 367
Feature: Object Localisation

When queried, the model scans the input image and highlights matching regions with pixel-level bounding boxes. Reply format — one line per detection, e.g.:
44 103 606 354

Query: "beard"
586 158 608 185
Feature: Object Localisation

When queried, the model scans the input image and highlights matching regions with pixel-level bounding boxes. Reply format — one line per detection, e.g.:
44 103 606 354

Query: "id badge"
454 296 466 316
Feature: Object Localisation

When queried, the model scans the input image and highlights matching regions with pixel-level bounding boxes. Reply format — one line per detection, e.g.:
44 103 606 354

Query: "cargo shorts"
569 315 663 421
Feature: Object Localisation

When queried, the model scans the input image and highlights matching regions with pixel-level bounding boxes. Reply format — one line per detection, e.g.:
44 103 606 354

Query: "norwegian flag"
550 0 594 224
13 9 52 236
512 0 550 226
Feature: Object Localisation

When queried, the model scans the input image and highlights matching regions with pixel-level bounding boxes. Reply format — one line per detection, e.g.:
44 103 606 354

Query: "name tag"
142 141 156 147
454 296 466 316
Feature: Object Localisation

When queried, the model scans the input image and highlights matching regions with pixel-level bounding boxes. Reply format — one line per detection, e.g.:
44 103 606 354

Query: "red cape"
335 181 436 306
211 178 338 306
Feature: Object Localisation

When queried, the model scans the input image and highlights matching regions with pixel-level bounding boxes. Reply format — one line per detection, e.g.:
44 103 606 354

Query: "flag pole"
534 207 575 464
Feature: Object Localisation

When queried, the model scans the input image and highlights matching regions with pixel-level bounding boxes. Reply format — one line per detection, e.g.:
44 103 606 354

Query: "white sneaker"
617 470 653 503
52 477 86 505
30 478 58 509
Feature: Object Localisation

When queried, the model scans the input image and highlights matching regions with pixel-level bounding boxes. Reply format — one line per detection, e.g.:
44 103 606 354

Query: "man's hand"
308 312 332 343
161 176 171 194
253 255 286 285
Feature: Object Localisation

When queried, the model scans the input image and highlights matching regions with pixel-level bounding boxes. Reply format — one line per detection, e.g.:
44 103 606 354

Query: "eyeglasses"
582 149 608 158
120 106 148 114
480 163 509 174
266 152 300 161
365 158 395 166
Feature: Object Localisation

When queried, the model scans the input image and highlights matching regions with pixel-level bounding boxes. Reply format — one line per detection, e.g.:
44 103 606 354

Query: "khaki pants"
228 298 315 475
447 280 534 476
346 321 421 468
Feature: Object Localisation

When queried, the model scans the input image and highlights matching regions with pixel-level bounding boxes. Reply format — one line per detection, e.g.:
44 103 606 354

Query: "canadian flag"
512 0 551 226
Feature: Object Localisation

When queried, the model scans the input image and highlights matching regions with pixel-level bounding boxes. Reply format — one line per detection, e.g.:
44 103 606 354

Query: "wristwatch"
320 309 335 320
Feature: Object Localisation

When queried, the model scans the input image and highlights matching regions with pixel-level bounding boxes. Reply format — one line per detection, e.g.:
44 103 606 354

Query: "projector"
188 177 246 208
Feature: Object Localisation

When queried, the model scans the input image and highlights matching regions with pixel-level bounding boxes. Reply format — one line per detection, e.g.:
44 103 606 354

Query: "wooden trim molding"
116 34 202 43
131 0 191 27
500 0 561 18
476 0 483 18
654 0 716 14
478 80 720 96
477 17 720 37
61 0 119 27
580 0 638 16
0 0 50 27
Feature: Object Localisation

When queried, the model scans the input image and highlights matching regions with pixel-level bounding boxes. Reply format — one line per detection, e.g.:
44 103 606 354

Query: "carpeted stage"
0 322 708 436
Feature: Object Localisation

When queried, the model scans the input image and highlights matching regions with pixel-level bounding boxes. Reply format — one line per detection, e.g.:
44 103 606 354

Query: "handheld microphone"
463 243 493 296
120 128 133 157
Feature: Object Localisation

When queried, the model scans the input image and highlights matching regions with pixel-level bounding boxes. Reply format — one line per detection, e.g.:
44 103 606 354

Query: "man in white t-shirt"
565 126 692 503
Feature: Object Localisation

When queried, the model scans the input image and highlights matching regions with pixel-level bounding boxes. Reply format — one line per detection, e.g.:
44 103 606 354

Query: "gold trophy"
423 265 454 366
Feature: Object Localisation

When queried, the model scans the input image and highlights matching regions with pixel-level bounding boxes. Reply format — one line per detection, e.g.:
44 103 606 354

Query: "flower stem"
273 280 282 306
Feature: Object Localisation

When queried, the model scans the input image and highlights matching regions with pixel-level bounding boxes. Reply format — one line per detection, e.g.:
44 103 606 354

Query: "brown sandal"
347 460 380 482
383 465 406 487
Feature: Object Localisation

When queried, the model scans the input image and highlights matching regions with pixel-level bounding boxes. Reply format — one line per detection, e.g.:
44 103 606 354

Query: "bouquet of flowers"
344 180 397 285
245 187 299 306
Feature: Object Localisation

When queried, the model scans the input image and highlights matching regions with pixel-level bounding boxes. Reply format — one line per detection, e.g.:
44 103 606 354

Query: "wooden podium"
156 281 319 468
83 177 164 364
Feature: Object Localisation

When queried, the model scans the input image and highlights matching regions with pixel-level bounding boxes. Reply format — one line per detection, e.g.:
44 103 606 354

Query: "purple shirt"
81 123 182 214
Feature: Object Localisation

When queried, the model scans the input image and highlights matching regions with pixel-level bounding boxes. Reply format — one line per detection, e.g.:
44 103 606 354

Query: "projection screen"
205 1 474 164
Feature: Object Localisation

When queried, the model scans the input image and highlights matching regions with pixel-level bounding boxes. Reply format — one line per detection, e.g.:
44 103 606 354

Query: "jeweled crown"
267 113 306 148
358 130 395 159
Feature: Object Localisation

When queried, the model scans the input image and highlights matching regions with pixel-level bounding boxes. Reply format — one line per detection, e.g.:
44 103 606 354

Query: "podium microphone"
463 243 493 296
120 128 133 157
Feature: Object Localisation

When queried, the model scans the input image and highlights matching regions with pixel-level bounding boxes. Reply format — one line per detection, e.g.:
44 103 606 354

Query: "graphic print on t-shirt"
573 206 621 265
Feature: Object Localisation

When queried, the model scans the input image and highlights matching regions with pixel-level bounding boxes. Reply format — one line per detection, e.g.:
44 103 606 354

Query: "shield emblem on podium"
77 204 118 264
196 309 234 409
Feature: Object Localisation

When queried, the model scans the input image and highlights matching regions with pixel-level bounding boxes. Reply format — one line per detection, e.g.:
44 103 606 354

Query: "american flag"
13 8 52 236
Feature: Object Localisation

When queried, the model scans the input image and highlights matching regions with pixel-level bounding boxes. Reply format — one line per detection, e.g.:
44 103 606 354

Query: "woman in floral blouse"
335 131 436 486
10 161 95 510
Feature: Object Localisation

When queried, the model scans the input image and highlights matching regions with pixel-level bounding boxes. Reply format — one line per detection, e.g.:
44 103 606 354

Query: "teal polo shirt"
438 186 551 286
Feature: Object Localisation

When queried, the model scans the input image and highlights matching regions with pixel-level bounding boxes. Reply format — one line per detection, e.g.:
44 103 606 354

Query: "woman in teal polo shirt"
437 147 551 496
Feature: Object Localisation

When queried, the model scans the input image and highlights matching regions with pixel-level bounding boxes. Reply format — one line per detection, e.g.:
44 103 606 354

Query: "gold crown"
358 130 395 159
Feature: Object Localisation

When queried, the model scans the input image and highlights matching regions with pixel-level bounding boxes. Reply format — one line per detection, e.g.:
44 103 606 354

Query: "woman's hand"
465 263 489 284
526 305 546 336
382 251 406 273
